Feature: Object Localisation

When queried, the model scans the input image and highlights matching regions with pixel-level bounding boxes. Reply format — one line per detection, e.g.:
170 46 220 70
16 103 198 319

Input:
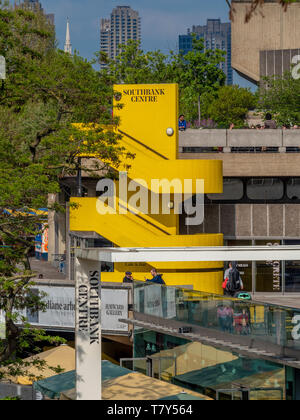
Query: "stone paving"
30 258 66 281
252 294 300 310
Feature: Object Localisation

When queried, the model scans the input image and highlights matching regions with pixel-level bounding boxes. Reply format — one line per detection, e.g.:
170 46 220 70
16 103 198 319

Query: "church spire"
64 18 72 54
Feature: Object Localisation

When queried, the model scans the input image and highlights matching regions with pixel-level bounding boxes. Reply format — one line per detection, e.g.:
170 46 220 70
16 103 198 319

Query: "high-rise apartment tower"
179 19 233 85
100 6 141 68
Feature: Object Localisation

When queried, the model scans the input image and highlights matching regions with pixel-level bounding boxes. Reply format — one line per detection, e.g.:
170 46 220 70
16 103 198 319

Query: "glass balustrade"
133 281 300 352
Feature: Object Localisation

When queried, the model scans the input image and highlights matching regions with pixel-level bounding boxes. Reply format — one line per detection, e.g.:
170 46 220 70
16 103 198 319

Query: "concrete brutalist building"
179 128 300 294
231 0 300 84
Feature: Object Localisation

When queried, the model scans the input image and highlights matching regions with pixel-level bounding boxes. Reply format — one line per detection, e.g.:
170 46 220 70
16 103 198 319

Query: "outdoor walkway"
30 258 66 281
121 314 300 371
252 294 300 310
28 258 300 310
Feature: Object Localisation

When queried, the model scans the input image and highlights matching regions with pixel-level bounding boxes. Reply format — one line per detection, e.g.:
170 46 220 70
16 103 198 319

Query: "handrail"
132 281 300 359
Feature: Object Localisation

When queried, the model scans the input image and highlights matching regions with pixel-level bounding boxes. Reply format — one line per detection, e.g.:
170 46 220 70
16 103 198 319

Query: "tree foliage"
101 40 177 85
205 85 257 128
258 73 300 126
102 37 226 125
0 1 126 368
177 36 226 124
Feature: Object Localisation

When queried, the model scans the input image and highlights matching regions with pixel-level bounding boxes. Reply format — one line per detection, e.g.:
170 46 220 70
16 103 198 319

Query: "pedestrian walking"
223 261 243 297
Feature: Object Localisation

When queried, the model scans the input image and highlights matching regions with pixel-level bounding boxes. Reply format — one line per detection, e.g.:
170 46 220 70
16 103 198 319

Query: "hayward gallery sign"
15 284 129 333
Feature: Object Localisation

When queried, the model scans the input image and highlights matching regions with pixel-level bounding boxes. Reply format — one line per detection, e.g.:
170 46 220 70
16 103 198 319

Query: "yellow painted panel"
101 271 223 296
70 196 223 243
114 84 179 161
70 197 223 251
70 83 224 294
112 84 222 194
70 197 224 282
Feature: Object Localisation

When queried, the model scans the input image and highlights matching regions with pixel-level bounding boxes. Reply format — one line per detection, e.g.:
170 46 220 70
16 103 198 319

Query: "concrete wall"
260 48 300 80
231 1 300 83
179 129 300 177
179 129 300 152
180 153 300 177
181 203 300 240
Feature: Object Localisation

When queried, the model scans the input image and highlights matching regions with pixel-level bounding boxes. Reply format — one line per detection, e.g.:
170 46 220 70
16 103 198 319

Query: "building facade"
179 128 300 295
47 125 300 297
16 0 55 25
231 0 300 84
179 19 233 85
100 6 141 68
69 84 224 294
131 281 298 401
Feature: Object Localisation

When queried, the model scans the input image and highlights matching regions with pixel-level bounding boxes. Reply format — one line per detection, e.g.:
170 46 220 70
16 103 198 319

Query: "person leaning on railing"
145 268 165 285
123 271 134 283
179 115 187 131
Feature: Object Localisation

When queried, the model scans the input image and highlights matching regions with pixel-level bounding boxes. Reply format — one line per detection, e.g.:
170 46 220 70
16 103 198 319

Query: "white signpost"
75 257 101 401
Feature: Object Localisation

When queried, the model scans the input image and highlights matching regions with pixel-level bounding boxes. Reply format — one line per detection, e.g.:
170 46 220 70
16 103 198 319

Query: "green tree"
206 85 257 128
103 37 226 126
101 40 176 85
0 2 127 372
258 73 300 126
177 36 226 126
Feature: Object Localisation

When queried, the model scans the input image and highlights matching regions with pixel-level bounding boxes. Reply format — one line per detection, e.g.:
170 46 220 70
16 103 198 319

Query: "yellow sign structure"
70 84 224 294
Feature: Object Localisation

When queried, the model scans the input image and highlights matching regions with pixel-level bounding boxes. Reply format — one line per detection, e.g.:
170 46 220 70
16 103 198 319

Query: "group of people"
123 262 250 335
181 112 299 131
251 114 299 130
123 261 244 298
123 268 165 284
217 302 251 335
248 113 277 130
230 113 298 130
219 261 251 335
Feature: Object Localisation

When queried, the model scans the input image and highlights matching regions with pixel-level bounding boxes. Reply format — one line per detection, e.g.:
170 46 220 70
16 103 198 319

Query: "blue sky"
41 0 230 56
20 0 254 87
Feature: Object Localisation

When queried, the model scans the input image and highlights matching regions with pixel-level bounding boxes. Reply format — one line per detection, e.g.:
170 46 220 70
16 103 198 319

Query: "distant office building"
100 6 141 68
179 19 233 85
16 0 55 25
